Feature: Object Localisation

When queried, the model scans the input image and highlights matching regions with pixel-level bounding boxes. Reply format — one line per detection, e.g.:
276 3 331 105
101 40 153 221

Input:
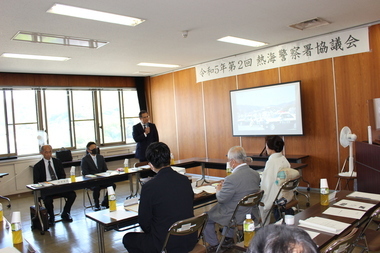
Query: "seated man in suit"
33 145 76 225
122 142 197 253
80 141 116 211
203 146 261 252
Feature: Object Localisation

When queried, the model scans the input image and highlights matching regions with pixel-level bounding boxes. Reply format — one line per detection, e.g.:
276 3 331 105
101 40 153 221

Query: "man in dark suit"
132 110 159 162
33 145 76 225
81 141 116 211
123 142 196 253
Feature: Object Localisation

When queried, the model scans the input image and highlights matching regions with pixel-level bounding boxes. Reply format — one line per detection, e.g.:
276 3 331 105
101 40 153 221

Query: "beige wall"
148 24 380 189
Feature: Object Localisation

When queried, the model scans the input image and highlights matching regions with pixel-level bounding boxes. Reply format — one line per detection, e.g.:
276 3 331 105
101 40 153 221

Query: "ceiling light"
1 53 70 61
47 4 145 26
12 31 108 49
217 36 268 47
138 63 180 68
289 17 330 30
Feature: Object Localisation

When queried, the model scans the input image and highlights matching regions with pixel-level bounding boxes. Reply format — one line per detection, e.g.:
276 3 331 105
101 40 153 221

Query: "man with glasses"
132 110 159 162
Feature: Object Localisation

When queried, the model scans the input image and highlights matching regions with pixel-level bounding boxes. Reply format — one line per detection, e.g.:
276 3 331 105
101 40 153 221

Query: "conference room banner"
195 27 369 83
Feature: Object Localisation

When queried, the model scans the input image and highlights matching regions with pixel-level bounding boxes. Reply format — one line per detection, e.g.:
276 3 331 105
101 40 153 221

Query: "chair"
216 190 264 253
161 212 208 253
354 207 380 252
322 227 359 253
262 175 301 225
83 187 107 210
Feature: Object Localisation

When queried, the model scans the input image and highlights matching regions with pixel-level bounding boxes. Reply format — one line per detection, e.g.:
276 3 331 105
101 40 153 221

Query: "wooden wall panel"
280 59 337 188
0 73 138 88
203 76 240 159
237 68 280 154
149 73 178 156
0 73 35 86
334 24 380 172
174 68 206 159
34 74 69 87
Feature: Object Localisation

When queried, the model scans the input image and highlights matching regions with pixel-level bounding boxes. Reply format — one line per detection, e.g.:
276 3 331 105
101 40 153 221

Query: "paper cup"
320 178 329 188
284 215 295 225
11 211 21 223
107 186 115 195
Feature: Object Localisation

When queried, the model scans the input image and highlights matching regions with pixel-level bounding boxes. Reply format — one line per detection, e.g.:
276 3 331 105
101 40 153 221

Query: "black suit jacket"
132 122 159 161
33 157 66 183
80 154 108 175
138 167 197 252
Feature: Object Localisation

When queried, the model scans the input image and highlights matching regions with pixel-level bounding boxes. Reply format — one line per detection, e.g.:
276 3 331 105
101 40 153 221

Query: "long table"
234 190 380 251
173 157 307 184
85 188 217 253
0 217 37 253
26 169 140 233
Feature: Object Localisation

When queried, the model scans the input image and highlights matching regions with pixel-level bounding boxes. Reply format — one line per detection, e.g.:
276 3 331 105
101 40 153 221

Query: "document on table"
347 191 380 201
104 206 138 220
124 198 139 212
298 217 351 234
322 207 366 219
303 229 320 239
95 170 119 177
193 185 216 194
333 199 375 211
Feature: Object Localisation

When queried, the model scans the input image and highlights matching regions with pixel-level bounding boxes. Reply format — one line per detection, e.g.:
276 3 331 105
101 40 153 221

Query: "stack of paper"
333 199 375 211
347 191 380 202
124 198 139 212
322 207 365 219
193 185 216 194
298 217 350 234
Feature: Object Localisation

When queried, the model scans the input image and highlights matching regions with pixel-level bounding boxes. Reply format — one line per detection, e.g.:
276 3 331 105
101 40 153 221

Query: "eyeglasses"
141 116 149 119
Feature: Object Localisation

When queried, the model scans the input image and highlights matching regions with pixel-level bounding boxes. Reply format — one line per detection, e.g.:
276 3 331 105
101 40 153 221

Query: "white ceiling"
1 0 380 77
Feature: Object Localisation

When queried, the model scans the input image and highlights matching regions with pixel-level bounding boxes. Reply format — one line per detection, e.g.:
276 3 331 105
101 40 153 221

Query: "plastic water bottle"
124 159 129 173
70 166 76 182
243 214 255 247
107 186 117 212
320 178 330 206
11 211 23 244
170 153 175 165
0 203 3 222
226 162 232 176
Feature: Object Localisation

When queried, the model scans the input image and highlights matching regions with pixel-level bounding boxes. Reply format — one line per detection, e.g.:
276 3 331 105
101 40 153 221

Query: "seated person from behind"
260 135 291 225
123 142 197 253
80 141 116 211
33 145 76 225
246 224 318 253
203 146 261 252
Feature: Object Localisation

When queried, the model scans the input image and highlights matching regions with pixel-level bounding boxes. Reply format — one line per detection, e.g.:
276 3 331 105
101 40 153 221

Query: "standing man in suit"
203 146 261 252
33 145 76 225
132 110 159 162
81 141 116 211
122 142 197 253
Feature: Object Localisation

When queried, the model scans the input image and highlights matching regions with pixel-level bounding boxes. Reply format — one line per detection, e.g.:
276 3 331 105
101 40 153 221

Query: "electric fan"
339 126 357 177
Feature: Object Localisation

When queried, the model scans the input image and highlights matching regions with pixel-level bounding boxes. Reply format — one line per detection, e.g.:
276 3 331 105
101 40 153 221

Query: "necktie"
143 124 146 129
48 161 57 180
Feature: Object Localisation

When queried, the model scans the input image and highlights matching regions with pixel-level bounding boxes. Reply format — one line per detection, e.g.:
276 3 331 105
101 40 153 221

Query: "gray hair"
227 146 247 163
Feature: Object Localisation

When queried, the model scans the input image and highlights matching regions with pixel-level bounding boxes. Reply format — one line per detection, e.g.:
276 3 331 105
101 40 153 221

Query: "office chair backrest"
323 227 358 253
161 212 208 253
263 176 301 225
355 206 380 251
229 190 264 229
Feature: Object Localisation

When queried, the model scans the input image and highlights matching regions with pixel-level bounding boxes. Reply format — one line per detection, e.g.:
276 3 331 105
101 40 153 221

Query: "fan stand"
334 157 357 191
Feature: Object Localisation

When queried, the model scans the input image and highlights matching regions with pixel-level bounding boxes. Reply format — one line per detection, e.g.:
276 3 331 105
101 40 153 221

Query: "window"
0 88 140 157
